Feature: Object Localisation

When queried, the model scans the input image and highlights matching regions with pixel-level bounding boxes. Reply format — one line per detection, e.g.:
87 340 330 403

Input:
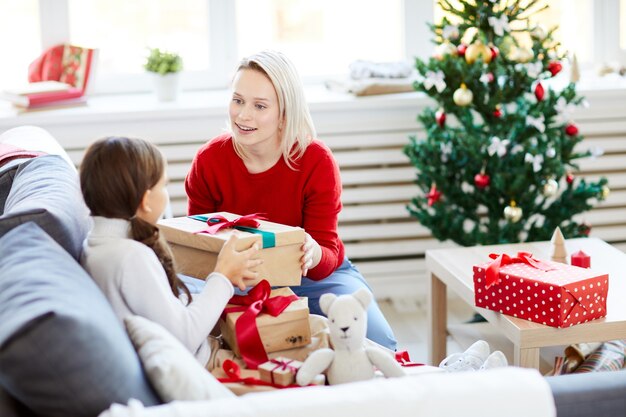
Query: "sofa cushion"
0 222 161 417
0 155 90 260
547 369 626 417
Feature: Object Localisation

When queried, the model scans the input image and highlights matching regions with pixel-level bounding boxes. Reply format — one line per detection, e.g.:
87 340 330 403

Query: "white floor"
380 296 562 373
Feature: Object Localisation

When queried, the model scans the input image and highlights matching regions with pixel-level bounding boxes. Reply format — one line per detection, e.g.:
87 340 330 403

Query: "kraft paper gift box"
257 357 303 386
220 287 312 357
158 212 305 287
473 252 609 328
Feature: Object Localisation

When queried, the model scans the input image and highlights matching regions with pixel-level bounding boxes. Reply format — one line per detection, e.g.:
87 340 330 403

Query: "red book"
3 87 83 108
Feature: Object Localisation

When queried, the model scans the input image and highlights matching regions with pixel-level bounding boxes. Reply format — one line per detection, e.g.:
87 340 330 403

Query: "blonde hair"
230 50 316 169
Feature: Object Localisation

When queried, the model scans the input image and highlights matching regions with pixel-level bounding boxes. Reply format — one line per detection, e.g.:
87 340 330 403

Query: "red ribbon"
196 213 267 235
223 280 298 369
216 360 303 389
485 251 555 289
395 350 424 367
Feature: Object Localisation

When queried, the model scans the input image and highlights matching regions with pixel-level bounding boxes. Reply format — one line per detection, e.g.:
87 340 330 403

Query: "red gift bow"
485 251 555 289
395 350 424 367
196 213 267 235
268 358 299 384
216 359 303 389
223 279 298 369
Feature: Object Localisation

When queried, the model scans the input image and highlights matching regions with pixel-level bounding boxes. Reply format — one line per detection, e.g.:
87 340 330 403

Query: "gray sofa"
0 126 625 417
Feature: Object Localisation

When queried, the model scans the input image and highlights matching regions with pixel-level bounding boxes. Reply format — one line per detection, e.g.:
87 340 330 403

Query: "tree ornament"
565 123 579 136
600 185 611 200
531 25 547 40
435 108 446 127
534 82 545 101
503 201 522 223
542 178 559 197
465 41 492 64
579 222 592 236
457 43 467 57
427 184 442 206
548 61 562 76
490 45 499 61
493 105 502 118
453 83 473 106
434 42 458 60
566 172 574 184
474 171 490 189
509 47 534 63
550 227 568 264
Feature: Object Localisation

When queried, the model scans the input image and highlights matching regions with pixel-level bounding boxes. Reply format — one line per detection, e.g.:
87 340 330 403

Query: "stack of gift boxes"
158 212 321 393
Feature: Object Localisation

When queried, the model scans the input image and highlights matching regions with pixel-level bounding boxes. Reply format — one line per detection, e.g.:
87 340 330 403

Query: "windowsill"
1 73 626 126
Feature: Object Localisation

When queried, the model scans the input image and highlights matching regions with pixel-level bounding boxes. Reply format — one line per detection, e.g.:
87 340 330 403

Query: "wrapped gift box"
158 212 305 287
211 359 324 395
473 253 609 328
258 357 303 387
220 287 311 356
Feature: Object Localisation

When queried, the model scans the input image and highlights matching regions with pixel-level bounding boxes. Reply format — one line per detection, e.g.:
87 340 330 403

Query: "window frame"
31 0 624 95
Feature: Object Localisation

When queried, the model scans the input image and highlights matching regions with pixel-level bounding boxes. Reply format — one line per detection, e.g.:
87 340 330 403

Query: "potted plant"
144 48 183 102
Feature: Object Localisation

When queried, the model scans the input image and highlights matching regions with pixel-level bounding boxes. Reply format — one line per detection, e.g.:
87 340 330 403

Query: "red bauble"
474 172 490 188
534 82 545 101
566 173 574 184
435 108 446 127
490 46 499 61
579 222 592 236
457 44 467 57
427 184 442 206
548 61 563 76
493 106 502 118
565 123 579 136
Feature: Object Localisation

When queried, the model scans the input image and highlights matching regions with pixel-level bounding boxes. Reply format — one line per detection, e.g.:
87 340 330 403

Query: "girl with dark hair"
80 136 261 365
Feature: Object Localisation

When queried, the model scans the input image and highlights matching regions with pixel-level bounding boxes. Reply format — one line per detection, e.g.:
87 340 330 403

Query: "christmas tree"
404 0 609 246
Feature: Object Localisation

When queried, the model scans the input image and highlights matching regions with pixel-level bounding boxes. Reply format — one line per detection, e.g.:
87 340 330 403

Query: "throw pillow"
125 315 235 402
0 155 90 260
0 222 161 417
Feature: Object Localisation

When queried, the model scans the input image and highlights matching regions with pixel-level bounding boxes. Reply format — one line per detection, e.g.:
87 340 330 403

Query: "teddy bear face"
326 296 368 350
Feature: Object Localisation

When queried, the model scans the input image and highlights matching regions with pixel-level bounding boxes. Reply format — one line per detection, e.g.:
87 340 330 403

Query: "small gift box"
158 212 305 287
212 359 324 395
473 252 609 328
258 357 303 386
220 281 311 368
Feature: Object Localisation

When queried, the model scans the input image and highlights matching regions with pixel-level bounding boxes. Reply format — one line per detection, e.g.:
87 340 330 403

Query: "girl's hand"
213 235 263 291
301 232 322 276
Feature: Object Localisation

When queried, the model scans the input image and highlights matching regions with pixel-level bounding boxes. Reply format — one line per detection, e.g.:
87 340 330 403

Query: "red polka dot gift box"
473 251 609 328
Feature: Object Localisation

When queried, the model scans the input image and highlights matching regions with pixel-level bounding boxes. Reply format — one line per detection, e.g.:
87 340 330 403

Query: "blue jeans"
179 258 398 351
291 258 397 351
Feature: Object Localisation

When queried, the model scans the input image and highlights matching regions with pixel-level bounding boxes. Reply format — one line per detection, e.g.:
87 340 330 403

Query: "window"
235 0 405 80
0 0 41 89
1 0 624 94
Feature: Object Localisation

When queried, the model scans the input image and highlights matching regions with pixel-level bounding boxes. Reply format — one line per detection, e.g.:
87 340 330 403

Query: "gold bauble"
542 179 559 197
453 83 473 106
465 41 492 64
504 201 523 223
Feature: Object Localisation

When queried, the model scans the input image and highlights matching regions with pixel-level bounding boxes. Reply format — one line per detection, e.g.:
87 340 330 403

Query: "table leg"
428 272 447 366
514 346 540 369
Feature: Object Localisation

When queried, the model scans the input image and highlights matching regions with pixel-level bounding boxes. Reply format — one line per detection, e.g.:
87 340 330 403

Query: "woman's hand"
301 232 322 277
213 235 263 291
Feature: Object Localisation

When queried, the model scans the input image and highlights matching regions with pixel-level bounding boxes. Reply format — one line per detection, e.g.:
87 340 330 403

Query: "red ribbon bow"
395 350 424 367
485 251 554 289
223 280 298 369
216 360 304 389
197 213 267 235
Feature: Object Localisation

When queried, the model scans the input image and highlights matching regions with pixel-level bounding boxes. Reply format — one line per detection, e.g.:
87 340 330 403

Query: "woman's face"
137 170 169 225
229 68 282 149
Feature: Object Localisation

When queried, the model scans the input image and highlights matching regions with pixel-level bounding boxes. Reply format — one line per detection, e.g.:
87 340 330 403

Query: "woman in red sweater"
185 50 397 350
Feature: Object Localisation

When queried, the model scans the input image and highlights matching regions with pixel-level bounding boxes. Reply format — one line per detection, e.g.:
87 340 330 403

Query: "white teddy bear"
296 288 405 386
